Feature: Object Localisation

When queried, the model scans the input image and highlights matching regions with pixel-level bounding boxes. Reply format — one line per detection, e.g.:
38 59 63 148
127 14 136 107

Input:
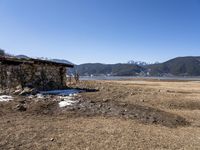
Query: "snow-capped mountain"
127 60 159 66
127 60 149 66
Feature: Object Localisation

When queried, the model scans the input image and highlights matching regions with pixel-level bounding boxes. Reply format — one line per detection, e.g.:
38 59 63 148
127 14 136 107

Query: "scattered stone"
130 92 136 95
19 87 33 96
15 104 27 112
13 85 23 94
57 96 189 128
13 89 22 95
16 85 22 90
28 95 34 99
103 98 109 102
88 100 95 103
18 99 26 104
98 104 102 108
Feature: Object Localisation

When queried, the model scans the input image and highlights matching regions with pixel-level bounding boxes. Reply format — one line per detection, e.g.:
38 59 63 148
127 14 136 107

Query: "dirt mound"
61 99 189 128
166 100 200 110
17 96 189 128
124 104 189 128
0 93 189 128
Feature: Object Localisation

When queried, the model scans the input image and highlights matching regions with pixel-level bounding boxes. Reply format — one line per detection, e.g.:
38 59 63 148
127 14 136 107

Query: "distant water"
80 76 200 81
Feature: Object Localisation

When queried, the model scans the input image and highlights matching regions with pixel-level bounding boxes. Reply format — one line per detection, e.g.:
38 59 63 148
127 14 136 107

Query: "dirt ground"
1 79 200 149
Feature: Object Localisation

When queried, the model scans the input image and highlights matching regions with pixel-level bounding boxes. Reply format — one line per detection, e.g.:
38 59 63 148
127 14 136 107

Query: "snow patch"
59 96 77 107
0 95 13 102
36 94 44 99
60 96 73 100
39 89 82 108
59 100 76 107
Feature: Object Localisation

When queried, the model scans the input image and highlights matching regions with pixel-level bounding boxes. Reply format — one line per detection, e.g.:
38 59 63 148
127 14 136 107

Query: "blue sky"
0 0 200 64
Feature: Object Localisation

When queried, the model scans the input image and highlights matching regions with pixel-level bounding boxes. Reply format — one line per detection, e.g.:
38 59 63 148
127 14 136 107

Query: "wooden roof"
0 56 74 68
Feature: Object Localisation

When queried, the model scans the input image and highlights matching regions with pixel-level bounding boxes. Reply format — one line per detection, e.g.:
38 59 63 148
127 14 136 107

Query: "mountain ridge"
13 54 200 76
76 56 200 76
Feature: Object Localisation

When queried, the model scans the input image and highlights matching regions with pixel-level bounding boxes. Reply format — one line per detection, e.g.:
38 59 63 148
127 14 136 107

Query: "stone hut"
0 56 74 91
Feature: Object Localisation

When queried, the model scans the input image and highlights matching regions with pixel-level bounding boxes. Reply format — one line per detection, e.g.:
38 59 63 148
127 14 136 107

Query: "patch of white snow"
36 94 44 99
59 100 76 108
58 95 78 108
0 95 13 102
60 96 73 100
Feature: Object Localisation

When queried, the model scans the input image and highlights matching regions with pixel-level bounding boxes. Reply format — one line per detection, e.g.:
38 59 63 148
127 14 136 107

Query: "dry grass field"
1 79 200 149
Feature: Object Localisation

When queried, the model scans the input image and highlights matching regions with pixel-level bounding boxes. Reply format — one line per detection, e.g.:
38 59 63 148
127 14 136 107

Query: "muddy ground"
1 79 200 149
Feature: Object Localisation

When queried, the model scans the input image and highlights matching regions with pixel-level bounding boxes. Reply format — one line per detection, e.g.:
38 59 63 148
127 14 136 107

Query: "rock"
19 87 32 95
103 99 109 102
19 87 38 96
88 100 95 103
16 85 22 90
15 104 27 111
130 92 136 95
28 95 34 99
13 85 23 94
13 89 22 95
140 99 145 102
50 138 54 141
31 88 38 95
18 99 26 104
98 104 102 108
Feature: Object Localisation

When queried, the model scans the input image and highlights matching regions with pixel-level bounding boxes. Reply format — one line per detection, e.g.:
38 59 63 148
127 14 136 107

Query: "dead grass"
0 115 200 150
1 79 200 149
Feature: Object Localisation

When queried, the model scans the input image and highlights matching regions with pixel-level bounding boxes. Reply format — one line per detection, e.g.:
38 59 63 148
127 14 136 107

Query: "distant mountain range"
15 54 200 76
127 60 159 66
75 56 200 76
147 56 200 76
15 55 74 65
74 63 145 76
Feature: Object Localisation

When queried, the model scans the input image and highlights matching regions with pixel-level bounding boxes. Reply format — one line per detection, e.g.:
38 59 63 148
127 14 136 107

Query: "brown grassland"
1 79 200 149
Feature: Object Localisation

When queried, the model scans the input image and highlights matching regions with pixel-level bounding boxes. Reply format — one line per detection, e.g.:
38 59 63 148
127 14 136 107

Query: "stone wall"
0 63 67 91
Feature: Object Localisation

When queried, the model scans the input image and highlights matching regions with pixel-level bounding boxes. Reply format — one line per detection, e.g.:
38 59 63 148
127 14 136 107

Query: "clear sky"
0 0 200 64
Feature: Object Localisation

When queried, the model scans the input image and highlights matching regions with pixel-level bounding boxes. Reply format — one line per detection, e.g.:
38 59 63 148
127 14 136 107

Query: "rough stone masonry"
0 56 74 91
